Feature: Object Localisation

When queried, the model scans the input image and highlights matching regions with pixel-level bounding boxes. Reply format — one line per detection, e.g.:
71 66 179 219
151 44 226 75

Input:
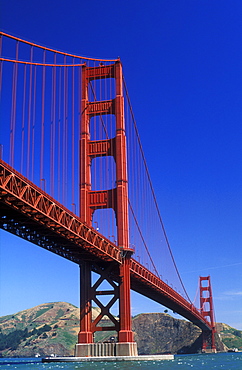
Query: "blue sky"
0 0 242 330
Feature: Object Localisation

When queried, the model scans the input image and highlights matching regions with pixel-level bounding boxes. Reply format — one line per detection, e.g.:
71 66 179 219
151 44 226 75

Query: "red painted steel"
79 61 133 344
0 32 118 62
119 252 134 342
130 259 211 331
78 262 93 344
200 276 216 350
0 159 213 334
0 159 121 263
114 62 129 251
91 264 119 333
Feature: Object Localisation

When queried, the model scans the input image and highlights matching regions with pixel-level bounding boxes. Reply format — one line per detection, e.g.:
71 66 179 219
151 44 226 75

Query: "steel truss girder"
0 209 88 263
0 160 121 264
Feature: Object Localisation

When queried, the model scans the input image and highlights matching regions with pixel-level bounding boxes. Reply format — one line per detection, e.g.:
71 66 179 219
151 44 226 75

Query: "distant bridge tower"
76 61 137 357
200 276 216 352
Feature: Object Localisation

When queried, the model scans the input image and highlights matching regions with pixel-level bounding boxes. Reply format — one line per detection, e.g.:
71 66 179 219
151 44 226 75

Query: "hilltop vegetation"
216 323 242 350
0 302 79 357
0 302 112 357
0 302 241 357
0 325 52 351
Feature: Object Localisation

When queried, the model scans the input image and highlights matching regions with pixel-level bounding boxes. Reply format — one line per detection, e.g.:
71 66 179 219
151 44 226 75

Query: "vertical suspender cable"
31 65 37 181
0 35 3 103
78 65 81 215
123 78 191 301
50 53 57 197
63 55 68 206
93 63 96 194
58 67 61 201
21 65 27 174
63 57 66 205
10 41 19 167
40 50 46 187
27 46 33 179
0 36 2 160
72 58 75 211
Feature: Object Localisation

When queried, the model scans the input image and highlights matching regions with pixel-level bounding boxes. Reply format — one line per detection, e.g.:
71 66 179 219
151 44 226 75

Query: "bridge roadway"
0 159 211 332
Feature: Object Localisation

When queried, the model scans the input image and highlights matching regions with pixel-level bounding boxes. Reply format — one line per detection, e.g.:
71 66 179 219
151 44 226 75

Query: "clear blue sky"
0 0 241 330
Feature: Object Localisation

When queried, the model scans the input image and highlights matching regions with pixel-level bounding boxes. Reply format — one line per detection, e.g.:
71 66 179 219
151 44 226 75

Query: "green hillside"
0 302 79 357
0 302 241 357
0 302 116 357
216 323 242 350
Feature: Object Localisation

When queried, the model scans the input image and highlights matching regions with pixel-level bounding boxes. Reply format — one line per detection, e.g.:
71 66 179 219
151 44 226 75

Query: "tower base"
202 348 217 354
116 342 138 356
75 342 138 357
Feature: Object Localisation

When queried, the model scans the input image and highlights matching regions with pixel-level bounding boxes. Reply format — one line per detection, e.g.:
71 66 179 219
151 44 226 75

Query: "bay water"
0 352 241 370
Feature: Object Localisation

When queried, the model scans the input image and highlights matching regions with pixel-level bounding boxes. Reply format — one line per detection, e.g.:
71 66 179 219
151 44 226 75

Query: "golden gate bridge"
0 31 216 356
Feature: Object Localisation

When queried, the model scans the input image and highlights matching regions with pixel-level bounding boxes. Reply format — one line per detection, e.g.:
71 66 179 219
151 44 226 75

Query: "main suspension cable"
0 31 119 62
123 76 192 303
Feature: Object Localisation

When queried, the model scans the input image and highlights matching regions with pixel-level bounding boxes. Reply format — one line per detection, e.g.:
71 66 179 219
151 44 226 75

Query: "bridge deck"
0 159 211 332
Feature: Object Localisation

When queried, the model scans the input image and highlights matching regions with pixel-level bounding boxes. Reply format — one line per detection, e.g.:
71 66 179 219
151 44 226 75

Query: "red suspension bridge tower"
200 276 216 352
76 61 137 356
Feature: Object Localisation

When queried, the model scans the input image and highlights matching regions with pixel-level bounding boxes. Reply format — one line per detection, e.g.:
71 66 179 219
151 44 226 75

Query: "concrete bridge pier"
75 342 138 357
